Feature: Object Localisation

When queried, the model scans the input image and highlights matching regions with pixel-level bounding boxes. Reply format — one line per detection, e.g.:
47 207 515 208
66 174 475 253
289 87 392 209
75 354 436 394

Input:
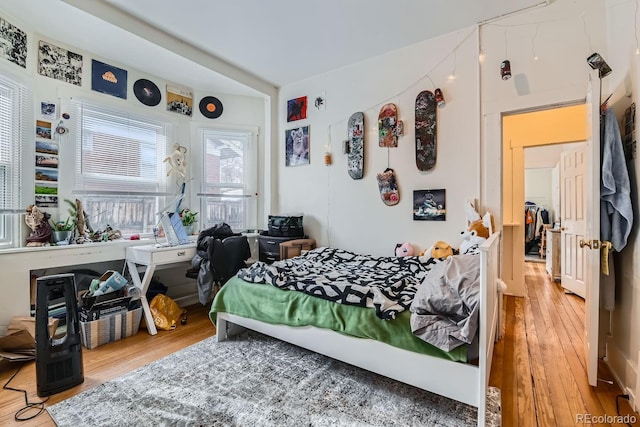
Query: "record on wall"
199 96 223 119
133 79 161 106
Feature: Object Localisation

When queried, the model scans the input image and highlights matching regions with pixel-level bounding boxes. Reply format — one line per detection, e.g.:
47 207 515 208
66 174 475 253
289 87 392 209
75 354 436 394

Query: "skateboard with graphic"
378 103 403 147
415 90 437 171
377 167 399 206
347 112 365 179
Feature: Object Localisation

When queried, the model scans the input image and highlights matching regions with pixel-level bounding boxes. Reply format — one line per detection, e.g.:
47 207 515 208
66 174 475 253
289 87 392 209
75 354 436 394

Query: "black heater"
35 273 84 397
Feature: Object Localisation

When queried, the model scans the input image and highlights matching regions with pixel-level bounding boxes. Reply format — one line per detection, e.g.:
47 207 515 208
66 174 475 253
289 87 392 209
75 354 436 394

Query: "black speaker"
35 273 84 397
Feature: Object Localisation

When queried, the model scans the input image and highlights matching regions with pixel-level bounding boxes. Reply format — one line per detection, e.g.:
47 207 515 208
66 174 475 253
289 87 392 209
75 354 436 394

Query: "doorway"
500 103 586 298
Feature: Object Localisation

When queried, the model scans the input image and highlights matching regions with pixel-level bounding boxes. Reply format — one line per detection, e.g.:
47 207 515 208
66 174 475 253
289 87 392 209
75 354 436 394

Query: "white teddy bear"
163 143 187 178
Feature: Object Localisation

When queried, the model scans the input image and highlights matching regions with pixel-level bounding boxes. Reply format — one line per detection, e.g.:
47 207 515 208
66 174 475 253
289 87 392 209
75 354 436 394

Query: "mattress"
210 276 469 363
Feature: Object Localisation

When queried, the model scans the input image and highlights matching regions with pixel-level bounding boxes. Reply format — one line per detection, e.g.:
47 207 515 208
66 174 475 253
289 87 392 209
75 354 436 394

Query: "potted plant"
179 208 198 235
50 216 75 244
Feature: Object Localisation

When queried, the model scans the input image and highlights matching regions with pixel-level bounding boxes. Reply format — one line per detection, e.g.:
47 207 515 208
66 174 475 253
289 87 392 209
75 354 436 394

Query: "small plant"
179 208 198 226
50 216 75 231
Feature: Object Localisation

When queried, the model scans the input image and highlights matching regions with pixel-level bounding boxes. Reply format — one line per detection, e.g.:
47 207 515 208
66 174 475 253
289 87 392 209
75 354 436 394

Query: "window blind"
0 74 26 211
72 100 171 194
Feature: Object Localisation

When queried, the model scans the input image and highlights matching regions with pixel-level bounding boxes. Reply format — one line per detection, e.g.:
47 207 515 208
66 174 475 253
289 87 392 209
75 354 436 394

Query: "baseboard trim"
605 339 638 409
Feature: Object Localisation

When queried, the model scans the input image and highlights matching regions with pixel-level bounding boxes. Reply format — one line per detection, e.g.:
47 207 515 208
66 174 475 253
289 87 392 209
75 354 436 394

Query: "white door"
560 146 587 298
584 70 602 387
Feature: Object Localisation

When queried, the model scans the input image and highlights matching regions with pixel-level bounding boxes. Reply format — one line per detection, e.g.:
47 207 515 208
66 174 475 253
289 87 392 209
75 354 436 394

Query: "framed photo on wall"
287 96 307 122
285 125 310 166
413 189 446 221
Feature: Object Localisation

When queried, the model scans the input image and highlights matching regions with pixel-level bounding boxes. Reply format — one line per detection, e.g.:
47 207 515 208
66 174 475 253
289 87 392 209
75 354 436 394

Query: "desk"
126 243 196 335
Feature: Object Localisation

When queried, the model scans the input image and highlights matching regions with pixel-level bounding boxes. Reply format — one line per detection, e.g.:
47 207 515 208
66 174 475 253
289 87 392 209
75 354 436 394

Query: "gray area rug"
48 331 501 426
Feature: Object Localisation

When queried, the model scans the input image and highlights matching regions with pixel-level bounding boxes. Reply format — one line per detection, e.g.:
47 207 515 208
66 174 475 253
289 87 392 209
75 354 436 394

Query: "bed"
210 231 501 426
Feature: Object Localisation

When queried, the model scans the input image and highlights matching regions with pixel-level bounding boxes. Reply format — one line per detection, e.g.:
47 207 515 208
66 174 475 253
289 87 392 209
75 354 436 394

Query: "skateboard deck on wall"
415 90 437 171
347 112 365 179
378 103 402 147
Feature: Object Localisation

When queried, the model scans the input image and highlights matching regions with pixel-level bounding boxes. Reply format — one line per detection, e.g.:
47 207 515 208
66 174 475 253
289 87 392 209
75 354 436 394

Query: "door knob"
579 239 601 249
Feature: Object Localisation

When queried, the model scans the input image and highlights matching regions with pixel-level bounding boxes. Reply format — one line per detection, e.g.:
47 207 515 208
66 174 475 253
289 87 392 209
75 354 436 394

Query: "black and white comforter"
237 247 442 320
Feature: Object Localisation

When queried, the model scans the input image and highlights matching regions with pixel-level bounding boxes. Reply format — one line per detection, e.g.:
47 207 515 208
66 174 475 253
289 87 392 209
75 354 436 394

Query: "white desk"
125 243 197 335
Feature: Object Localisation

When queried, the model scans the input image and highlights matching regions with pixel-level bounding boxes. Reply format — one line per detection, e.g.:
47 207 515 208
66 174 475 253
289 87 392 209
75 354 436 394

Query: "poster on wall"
35 168 57 183
285 125 310 166
40 101 56 119
38 40 83 86
313 92 326 111
36 120 52 139
35 139 58 155
166 84 193 116
413 189 446 221
287 96 307 122
35 154 58 169
91 59 127 99
35 195 58 208
0 17 27 68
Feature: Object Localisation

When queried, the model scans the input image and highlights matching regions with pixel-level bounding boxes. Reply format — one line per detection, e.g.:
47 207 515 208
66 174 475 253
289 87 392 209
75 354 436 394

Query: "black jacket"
189 223 251 304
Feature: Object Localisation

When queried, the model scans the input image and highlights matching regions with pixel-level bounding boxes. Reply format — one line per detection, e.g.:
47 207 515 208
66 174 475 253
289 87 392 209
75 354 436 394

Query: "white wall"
524 167 554 223
278 29 481 256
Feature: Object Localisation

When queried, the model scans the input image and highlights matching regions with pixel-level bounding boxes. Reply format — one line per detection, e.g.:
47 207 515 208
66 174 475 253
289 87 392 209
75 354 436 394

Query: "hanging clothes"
601 107 633 252
600 107 633 311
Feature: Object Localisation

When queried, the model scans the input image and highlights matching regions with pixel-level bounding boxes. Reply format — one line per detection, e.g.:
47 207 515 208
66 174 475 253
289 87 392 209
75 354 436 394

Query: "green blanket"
210 277 467 362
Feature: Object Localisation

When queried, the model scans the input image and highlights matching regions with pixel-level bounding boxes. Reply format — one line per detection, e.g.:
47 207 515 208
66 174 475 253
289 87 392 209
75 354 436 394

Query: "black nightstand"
258 235 304 264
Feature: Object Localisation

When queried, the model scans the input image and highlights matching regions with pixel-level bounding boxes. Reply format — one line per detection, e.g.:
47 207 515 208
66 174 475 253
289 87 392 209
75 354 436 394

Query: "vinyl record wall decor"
199 96 223 119
133 79 161 107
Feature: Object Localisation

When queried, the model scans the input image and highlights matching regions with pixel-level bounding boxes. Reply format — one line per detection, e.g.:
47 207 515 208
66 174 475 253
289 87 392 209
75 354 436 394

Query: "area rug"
47 332 501 426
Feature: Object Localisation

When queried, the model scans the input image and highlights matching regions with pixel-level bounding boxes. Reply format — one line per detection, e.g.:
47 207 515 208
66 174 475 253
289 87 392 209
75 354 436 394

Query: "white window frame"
199 128 257 232
0 72 27 248
72 100 173 236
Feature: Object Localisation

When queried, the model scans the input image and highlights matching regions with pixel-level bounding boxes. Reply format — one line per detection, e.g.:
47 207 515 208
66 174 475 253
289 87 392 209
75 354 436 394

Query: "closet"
523 165 556 260
524 201 551 257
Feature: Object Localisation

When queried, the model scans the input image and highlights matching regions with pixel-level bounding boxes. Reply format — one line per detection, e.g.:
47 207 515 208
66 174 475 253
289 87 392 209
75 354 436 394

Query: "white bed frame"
216 232 501 426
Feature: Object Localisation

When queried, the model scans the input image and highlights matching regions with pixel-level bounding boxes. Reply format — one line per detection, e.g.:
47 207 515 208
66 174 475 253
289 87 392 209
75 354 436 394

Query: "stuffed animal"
419 240 456 261
459 201 494 255
395 242 414 256
431 241 455 259
163 143 187 178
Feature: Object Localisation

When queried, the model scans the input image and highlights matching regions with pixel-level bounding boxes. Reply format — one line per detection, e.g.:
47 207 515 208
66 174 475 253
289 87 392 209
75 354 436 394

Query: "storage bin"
79 307 142 349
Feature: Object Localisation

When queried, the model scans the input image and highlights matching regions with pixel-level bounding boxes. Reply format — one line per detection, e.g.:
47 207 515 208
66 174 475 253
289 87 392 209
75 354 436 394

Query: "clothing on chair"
189 223 251 305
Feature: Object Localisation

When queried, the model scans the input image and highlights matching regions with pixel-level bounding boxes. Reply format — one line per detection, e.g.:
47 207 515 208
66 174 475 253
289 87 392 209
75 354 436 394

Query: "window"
200 129 257 231
72 101 172 235
0 73 26 248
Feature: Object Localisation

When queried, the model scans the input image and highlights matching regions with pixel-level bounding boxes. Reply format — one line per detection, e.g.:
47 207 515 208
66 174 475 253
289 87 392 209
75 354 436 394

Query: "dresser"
257 235 302 264
545 229 561 281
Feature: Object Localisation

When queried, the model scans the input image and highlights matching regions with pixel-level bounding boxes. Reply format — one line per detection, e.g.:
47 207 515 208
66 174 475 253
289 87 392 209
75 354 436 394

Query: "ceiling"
1 0 547 97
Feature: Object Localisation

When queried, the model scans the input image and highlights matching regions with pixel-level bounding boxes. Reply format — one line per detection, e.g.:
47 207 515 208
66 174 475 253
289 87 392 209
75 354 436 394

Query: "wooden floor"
490 261 639 426
0 303 216 427
1 263 639 426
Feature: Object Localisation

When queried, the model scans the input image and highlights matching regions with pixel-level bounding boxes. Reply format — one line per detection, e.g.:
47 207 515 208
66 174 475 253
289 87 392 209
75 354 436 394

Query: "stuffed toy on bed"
395 242 414 256
459 201 494 255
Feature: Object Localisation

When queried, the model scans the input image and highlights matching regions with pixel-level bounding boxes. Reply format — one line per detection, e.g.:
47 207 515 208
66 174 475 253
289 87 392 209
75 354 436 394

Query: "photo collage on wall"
34 102 59 207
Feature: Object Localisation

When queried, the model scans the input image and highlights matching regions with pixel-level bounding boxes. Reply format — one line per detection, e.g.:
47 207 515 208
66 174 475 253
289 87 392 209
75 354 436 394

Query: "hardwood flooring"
490 261 640 426
0 303 215 427
1 263 638 426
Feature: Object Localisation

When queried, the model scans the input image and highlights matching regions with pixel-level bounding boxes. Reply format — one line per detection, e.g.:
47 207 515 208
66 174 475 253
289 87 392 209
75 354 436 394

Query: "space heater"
35 273 84 397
